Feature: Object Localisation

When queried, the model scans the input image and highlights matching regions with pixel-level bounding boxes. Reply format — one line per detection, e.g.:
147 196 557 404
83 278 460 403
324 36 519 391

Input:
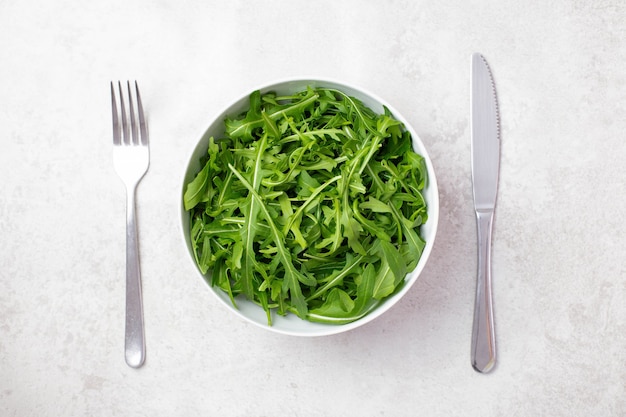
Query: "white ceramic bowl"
180 78 439 336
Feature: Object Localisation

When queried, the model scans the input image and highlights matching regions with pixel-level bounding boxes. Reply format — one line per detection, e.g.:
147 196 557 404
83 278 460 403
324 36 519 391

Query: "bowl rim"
179 76 439 337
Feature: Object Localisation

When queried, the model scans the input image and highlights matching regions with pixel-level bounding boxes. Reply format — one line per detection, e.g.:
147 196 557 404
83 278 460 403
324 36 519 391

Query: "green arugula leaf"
224 90 262 141
307 264 379 324
183 163 210 211
238 134 268 300
228 163 314 319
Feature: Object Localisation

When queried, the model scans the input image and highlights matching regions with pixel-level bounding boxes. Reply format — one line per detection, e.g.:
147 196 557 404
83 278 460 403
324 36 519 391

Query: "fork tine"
111 82 121 145
118 81 129 145
135 81 148 146
127 81 139 145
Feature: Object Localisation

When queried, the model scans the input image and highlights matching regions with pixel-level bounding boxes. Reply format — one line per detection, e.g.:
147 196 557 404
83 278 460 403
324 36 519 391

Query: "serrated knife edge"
471 53 501 211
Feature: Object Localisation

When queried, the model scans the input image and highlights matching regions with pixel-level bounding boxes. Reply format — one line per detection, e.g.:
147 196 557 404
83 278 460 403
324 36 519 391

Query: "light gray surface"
1 1 624 415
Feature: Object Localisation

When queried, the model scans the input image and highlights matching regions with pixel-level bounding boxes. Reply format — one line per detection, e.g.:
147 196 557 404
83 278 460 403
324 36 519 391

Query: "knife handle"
471 209 496 373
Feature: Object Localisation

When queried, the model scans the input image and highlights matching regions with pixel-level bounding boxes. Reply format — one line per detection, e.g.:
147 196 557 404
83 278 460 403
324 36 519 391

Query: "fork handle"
125 185 145 368
471 209 496 373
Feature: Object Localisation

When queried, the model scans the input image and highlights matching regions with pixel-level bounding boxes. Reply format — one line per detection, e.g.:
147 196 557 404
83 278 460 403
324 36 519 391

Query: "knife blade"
470 52 500 373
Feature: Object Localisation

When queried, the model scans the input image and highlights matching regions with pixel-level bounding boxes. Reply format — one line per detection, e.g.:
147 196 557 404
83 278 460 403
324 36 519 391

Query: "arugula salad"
184 86 429 325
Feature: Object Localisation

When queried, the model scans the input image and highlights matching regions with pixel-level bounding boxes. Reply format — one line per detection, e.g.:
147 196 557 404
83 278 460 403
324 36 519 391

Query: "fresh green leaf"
183 163 210 211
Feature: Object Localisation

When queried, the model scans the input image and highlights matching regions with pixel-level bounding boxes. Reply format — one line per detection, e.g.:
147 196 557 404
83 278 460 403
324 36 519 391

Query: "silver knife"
470 53 500 373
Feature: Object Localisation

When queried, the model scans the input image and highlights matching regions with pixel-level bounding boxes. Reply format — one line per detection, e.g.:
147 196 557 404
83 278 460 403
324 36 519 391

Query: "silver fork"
110 81 149 368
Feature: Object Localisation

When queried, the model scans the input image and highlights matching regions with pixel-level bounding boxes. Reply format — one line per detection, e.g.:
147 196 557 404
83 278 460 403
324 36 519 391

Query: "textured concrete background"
1 0 624 415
